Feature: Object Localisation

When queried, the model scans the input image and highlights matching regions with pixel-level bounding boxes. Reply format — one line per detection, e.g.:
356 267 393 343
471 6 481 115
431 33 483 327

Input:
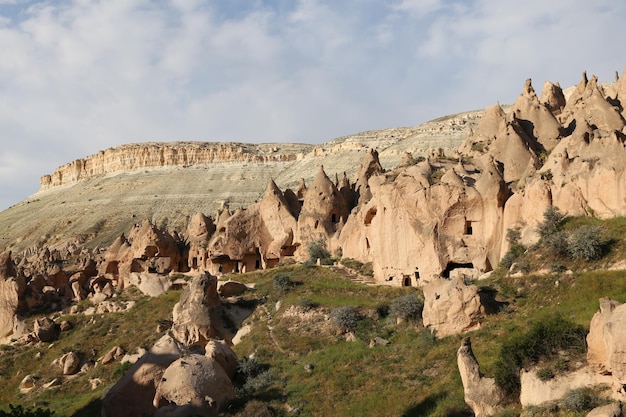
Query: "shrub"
307 238 332 265
0 405 55 417
543 230 569 258
568 225 605 261
272 273 293 292
494 315 587 397
237 356 266 379
236 370 275 397
499 244 525 270
535 367 554 381
506 227 522 245
536 206 566 239
297 297 317 311
330 306 361 333
389 293 424 322
561 387 600 412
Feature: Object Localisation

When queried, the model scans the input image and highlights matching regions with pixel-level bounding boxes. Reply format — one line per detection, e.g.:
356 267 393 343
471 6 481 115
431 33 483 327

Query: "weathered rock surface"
422 277 500 337
153 354 234 415
101 334 187 417
457 337 504 417
171 273 224 347
586 402 623 417
0 252 25 343
520 366 612 407
587 298 626 391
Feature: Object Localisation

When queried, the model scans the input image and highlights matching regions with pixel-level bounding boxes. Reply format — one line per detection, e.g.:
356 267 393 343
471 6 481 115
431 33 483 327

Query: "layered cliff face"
39 142 312 191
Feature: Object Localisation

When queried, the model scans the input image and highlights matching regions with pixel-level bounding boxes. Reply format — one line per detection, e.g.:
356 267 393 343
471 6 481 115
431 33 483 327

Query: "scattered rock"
34 317 58 342
102 346 125 365
43 378 62 390
369 337 390 348
19 374 37 393
587 402 623 417
89 378 103 390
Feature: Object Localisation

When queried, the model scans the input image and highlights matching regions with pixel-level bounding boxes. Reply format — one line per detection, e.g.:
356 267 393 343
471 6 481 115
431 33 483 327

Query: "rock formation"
0 252 26 342
102 273 238 417
457 337 504 417
39 142 310 191
171 273 224 347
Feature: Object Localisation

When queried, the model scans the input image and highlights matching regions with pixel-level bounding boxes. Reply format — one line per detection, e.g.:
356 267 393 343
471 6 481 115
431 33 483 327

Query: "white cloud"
0 0 625 210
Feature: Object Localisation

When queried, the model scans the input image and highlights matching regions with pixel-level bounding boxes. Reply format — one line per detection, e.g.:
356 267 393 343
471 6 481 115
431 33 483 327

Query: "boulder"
19 375 37 394
422 278 486 338
204 339 238 379
101 334 187 417
54 351 81 375
102 346 125 365
153 354 234 415
218 280 248 298
34 317 58 342
457 337 504 417
586 402 623 417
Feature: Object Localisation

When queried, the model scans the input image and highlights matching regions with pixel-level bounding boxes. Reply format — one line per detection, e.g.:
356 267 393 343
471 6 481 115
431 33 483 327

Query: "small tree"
389 293 424 323
272 273 293 292
330 306 361 333
536 206 566 239
568 225 605 261
307 237 332 265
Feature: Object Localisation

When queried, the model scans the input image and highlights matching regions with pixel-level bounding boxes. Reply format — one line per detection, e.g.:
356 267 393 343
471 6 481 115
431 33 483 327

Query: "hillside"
0 68 626 417
0 110 480 254
1 227 626 416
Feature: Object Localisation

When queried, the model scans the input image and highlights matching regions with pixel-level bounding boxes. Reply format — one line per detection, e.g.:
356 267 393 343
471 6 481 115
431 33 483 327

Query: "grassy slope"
0 217 625 416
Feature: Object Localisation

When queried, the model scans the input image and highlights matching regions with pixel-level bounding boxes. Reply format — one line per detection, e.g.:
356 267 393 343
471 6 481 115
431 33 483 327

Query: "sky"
0 0 625 210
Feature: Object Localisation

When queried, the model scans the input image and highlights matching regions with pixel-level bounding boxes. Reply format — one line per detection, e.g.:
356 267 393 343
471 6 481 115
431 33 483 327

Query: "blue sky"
1 0 625 210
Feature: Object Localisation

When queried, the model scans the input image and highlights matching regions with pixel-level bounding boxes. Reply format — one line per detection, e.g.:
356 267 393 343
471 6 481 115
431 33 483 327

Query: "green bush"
561 387 600 412
543 230 570 258
272 273 293 292
237 356 266 379
0 405 55 417
330 306 361 333
568 225 605 261
494 315 587 397
389 293 424 322
307 238 332 265
537 206 566 239
298 297 318 311
535 367 554 381
499 244 525 270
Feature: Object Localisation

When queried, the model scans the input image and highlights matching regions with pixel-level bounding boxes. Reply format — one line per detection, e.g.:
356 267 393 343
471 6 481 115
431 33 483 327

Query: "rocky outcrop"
587 298 626 391
519 366 612 407
103 273 237 417
423 278 499 337
0 252 26 343
101 334 188 417
39 142 311 190
457 337 504 417
171 273 224 347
